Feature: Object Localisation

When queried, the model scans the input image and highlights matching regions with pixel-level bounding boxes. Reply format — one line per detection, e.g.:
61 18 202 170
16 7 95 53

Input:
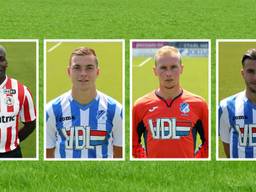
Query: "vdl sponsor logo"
0 115 15 123
236 124 256 146
61 126 93 150
148 118 191 139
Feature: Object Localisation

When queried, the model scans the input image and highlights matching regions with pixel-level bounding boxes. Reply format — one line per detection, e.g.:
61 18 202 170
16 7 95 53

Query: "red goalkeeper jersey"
132 89 208 158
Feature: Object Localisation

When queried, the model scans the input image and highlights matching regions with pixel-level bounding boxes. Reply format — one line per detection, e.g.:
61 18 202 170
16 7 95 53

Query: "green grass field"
1 0 256 191
218 41 256 158
0 41 37 158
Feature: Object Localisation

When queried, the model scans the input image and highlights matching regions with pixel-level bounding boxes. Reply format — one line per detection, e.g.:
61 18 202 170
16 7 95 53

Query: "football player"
0 45 36 158
219 48 256 158
46 47 123 159
132 45 208 158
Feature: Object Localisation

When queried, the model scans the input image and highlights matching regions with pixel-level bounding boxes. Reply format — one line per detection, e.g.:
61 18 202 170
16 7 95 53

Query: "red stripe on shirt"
5 127 12 152
17 81 25 111
23 96 31 122
14 117 19 148
90 130 107 136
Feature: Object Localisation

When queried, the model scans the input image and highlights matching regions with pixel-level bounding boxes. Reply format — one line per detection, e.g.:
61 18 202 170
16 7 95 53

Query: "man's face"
154 55 183 90
68 54 99 91
0 57 7 80
241 59 256 94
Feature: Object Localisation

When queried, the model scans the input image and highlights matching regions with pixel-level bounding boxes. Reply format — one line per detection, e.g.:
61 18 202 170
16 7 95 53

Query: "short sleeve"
20 87 36 122
46 103 57 149
219 100 230 144
112 103 123 147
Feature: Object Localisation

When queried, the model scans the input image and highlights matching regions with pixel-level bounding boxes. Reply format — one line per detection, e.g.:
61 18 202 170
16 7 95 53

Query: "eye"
86 65 94 70
72 65 81 70
246 69 255 74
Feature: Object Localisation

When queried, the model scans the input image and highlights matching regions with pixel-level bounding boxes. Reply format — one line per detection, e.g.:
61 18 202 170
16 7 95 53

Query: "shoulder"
219 91 244 109
182 90 207 105
97 91 122 110
46 91 71 112
133 91 156 109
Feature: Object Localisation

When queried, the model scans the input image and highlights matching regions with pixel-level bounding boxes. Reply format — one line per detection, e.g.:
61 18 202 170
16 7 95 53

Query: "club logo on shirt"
180 103 190 114
5 96 14 106
61 126 108 150
148 118 192 139
236 124 256 146
3 89 16 95
96 110 106 120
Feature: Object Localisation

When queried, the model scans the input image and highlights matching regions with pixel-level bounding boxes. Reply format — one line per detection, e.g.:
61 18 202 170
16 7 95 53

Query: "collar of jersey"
0 75 7 89
69 92 100 111
243 91 256 109
155 89 183 107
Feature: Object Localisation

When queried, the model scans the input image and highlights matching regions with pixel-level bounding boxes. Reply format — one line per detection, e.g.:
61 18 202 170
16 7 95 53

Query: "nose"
165 69 172 77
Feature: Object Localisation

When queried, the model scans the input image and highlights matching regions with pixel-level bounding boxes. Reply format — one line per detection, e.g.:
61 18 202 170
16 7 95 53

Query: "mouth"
165 79 173 82
78 80 89 83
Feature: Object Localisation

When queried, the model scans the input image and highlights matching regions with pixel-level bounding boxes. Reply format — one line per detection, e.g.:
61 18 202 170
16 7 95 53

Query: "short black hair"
242 48 256 66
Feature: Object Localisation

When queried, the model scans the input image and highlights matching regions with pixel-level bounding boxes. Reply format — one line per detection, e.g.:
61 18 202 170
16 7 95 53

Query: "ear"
96 67 100 76
180 64 184 74
67 66 71 77
241 68 244 78
153 66 157 76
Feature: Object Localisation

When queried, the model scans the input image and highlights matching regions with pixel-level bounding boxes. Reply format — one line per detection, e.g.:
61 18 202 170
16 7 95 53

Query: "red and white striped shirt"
0 76 36 153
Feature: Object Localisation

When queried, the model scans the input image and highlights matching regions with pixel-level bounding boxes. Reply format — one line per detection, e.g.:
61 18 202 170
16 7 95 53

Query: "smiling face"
154 46 183 91
68 54 99 92
241 59 256 94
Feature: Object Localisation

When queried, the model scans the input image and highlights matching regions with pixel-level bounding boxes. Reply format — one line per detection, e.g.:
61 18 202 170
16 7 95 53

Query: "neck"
0 75 6 85
246 89 256 104
157 85 182 100
71 87 97 105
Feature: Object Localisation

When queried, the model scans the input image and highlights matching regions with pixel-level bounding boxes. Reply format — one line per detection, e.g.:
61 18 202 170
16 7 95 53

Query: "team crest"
5 96 14 106
180 102 190 114
96 110 106 120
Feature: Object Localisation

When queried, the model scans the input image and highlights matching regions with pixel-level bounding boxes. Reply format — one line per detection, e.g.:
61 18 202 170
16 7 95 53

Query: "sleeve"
20 86 36 123
195 100 209 158
132 103 146 158
46 103 57 149
219 100 230 144
112 103 123 147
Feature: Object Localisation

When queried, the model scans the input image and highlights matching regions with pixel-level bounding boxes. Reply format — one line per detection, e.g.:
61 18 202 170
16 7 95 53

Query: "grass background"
0 41 37 158
1 0 256 191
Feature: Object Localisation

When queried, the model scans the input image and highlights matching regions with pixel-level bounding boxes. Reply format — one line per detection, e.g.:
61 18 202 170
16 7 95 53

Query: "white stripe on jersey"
80 109 89 158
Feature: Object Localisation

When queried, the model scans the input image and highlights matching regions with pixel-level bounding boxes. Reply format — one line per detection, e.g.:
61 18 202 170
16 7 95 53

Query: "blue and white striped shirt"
219 91 256 158
46 90 122 159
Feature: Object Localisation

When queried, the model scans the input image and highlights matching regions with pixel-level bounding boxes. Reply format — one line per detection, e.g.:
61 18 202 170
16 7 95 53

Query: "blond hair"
154 46 182 66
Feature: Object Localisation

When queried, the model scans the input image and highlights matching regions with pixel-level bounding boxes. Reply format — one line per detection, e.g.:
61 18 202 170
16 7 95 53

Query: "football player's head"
241 48 256 93
154 46 183 90
154 46 182 66
68 47 99 92
0 45 8 80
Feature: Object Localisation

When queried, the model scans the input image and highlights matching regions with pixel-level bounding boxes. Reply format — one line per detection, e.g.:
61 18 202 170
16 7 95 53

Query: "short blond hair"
154 46 182 66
